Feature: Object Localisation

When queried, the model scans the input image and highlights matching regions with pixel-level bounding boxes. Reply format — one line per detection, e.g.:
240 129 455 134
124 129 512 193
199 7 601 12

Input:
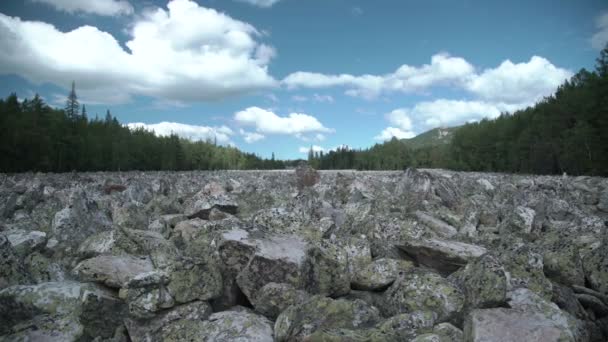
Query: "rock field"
0 166 607 341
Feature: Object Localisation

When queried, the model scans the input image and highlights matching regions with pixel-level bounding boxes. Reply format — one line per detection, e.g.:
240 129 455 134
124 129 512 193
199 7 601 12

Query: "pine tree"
65 81 80 120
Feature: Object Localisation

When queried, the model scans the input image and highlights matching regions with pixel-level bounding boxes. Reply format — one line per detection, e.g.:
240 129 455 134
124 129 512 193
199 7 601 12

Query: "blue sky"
0 0 607 159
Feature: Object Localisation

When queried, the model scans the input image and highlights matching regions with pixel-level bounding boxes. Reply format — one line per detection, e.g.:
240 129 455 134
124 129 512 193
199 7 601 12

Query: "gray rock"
398 237 487 275
448 254 507 310
414 211 458 238
351 258 414 291
582 242 608 295
275 296 381 341
162 307 273 342
250 282 309 319
303 239 351 297
72 255 154 288
382 269 464 322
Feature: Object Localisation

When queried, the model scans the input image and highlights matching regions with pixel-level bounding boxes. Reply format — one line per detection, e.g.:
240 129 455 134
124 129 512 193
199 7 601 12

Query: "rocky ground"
0 166 607 341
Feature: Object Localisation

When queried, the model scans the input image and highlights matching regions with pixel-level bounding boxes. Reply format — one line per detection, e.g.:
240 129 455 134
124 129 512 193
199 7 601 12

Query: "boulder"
125 301 213 342
274 296 381 341
122 270 174 319
0 281 125 340
582 242 608 295
382 269 464 322
498 243 553 300
161 307 273 342
3 229 47 256
236 234 308 300
448 254 507 310
464 288 582 342
0 235 31 289
351 258 414 291
166 258 223 304
303 239 351 297
250 282 309 319
414 211 458 238
398 238 487 275
72 255 154 288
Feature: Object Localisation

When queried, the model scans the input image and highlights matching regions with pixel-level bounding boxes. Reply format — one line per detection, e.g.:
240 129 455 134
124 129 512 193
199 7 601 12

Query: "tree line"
308 45 608 176
1 46 606 175
0 83 284 173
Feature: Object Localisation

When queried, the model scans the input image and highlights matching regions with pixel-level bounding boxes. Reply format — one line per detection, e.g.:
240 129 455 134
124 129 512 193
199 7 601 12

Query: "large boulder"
125 301 213 342
275 296 381 341
50 189 112 253
382 269 464 322
161 307 273 342
302 239 351 297
351 258 414 291
464 288 582 342
250 282 309 319
414 211 458 238
72 255 154 288
0 281 125 340
236 233 308 300
397 238 487 275
448 254 507 310
498 244 553 300
582 242 608 295
166 257 223 304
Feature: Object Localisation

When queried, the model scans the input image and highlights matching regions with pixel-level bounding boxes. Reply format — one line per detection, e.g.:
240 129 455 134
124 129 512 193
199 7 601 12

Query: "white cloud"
234 107 333 139
591 12 608 50
465 56 572 103
283 53 571 105
386 109 413 131
299 145 325 154
234 0 282 8
283 53 474 99
239 129 265 143
0 0 276 104
374 127 416 141
31 0 134 16
126 122 234 144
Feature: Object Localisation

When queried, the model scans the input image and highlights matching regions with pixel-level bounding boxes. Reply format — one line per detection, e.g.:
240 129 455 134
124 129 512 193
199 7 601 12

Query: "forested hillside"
309 46 608 176
0 86 283 172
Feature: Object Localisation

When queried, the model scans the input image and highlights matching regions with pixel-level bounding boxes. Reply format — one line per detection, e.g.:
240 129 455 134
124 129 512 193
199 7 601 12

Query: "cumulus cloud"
239 129 265 143
126 122 234 144
299 145 325 153
591 12 608 50
0 0 276 104
374 127 416 141
283 53 474 99
284 53 571 105
466 56 572 103
31 0 134 16
234 107 333 139
234 0 282 8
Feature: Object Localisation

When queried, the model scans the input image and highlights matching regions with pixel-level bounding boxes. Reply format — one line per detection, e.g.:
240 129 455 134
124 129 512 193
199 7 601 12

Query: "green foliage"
0 89 283 172
309 45 608 176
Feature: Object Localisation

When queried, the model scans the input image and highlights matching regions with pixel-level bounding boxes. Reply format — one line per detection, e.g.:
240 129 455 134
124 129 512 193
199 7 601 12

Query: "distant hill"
401 126 460 149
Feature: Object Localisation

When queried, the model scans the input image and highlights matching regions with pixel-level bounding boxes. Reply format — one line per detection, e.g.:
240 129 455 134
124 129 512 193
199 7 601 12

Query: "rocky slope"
0 167 607 341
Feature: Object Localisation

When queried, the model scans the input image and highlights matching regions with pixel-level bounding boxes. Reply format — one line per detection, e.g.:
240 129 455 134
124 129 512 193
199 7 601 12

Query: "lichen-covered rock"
250 282 309 319
303 240 351 297
498 243 553 300
125 301 213 342
236 234 308 300
382 269 464 322
375 311 436 340
351 258 414 291
0 281 125 340
398 238 487 275
465 289 582 342
3 229 47 256
72 255 154 288
76 230 115 259
448 254 507 310
582 242 608 295
0 235 31 289
162 307 273 342
414 211 458 238
166 258 222 304
122 270 174 319
541 231 586 287
433 322 463 341
51 189 112 253
274 296 381 341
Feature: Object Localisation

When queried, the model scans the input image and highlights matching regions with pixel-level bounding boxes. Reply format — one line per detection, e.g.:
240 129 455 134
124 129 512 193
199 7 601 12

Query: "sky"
0 0 607 159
